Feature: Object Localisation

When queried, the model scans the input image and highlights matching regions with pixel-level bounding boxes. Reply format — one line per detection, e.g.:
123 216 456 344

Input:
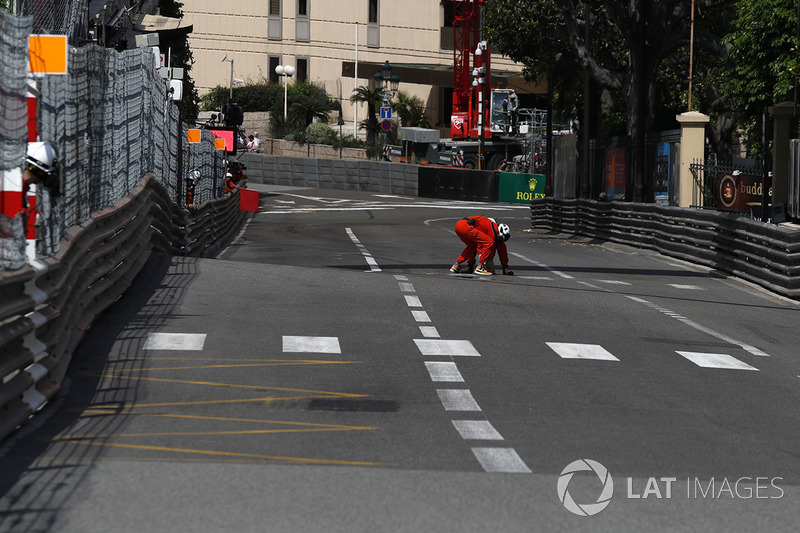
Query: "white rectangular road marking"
519 276 552 280
144 333 206 351
411 310 431 323
282 336 341 354
452 420 504 440
393 275 408 281
437 389 482 411
425 362 465 382
471 447 532 473
404 295 422 307
676 351 758 371
669 284 704 290
546 342 619 361
419 326 440 338
398 282 415 292
596 280 631 285
415 339 481 357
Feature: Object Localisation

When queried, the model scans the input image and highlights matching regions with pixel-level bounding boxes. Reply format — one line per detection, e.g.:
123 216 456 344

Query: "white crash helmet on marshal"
26 141 57 174
489 218 511 242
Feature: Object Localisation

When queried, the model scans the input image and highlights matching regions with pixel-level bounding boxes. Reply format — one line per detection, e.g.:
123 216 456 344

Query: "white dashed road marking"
676 351 759 371
437 389 482 411
144 333 206 351
411 310 431 323
624 295 770 357
404 295 422 307
415 339 481 357
546 342 620 361
419 326 440 338
345 227 381 272
452 420 504 440
471 448 532 473
510 252 574 279
282 336 341 354
425 362 465 382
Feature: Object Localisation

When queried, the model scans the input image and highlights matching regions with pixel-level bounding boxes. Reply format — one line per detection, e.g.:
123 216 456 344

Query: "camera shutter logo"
557 459 614 516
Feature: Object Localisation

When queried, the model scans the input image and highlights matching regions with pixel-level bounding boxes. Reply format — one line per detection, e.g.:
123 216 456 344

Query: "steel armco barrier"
0 175 247 442
530 198 800 299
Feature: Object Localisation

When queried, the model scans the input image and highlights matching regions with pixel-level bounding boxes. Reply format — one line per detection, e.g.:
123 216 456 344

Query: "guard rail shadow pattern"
530 198 800 299
0 174 247 442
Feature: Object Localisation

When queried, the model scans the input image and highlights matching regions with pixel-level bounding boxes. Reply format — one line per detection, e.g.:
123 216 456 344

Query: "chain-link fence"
1 9 225 269
17 0 88 44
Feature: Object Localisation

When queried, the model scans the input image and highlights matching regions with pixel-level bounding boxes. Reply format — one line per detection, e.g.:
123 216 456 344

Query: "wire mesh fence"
1 9 225 269
17 0 88 44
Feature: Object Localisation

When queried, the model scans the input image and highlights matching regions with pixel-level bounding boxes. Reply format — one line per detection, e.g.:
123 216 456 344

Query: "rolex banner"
498 172 546 204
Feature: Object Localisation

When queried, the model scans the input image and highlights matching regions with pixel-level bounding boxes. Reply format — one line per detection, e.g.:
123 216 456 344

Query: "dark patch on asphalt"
305 399 399 412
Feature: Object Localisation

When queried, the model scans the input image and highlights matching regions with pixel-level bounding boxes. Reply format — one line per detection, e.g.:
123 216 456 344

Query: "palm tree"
290 85 337 127
350 85 383 145
393 91 432 128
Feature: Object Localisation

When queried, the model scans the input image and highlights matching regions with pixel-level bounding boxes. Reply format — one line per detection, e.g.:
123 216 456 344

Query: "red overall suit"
454 216 509 267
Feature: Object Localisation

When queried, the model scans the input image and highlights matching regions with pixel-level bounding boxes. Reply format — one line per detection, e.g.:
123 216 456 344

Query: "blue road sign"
380 106 392 120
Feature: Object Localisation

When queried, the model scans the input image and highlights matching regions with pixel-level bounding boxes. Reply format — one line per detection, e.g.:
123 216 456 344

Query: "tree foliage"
158 0 199 122
485 0 729 199
350 85 383 146
393 91 432 128
720 0 798 156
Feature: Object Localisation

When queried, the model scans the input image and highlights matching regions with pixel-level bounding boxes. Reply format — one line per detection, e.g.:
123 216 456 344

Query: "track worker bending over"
450 216 514 276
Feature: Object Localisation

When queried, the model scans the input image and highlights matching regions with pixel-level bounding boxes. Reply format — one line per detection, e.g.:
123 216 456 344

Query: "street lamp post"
373 60 399 159
473 41 487 170
221 55 234 100
275 64 296 119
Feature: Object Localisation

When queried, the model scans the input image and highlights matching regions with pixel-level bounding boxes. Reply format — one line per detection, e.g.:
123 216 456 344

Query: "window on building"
367 0 379 48
296 0 310 42
443 0 454 27
296 58 308 83
368 0 378 23
269 56 280 83
269 0 283 40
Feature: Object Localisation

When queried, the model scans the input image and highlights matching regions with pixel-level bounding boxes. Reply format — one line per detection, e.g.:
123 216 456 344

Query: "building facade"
181 0 545 134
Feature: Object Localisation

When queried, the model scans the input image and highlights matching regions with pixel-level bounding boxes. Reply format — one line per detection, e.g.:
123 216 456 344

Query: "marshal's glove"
502 266 514 276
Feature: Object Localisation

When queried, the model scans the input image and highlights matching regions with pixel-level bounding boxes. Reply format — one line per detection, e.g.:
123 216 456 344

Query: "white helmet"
26 141 57 174
497 223 511 242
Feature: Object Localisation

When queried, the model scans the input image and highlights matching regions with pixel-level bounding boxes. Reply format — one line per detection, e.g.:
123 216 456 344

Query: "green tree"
720 0 798 157
486 0 728 200
393 91 432 128
349 85 383 146
158 0 199 122
289 82 338 127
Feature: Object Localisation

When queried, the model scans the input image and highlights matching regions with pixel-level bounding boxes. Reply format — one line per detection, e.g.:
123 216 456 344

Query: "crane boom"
451 0 490 139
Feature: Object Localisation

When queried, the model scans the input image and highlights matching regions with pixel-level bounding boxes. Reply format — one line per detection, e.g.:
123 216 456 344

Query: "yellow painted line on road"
54 427 377 439
85 372 368 397
79 412 376 428
57 412 377 436
56 440 385 466
34 455 397 467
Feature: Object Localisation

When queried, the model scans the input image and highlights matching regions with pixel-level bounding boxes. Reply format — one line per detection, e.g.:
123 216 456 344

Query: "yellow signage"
214 138 225 150
187 129 202 143
29 35 68 75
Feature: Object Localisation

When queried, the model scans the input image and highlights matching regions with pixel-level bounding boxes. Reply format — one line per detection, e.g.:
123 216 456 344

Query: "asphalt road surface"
1 184 799 533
